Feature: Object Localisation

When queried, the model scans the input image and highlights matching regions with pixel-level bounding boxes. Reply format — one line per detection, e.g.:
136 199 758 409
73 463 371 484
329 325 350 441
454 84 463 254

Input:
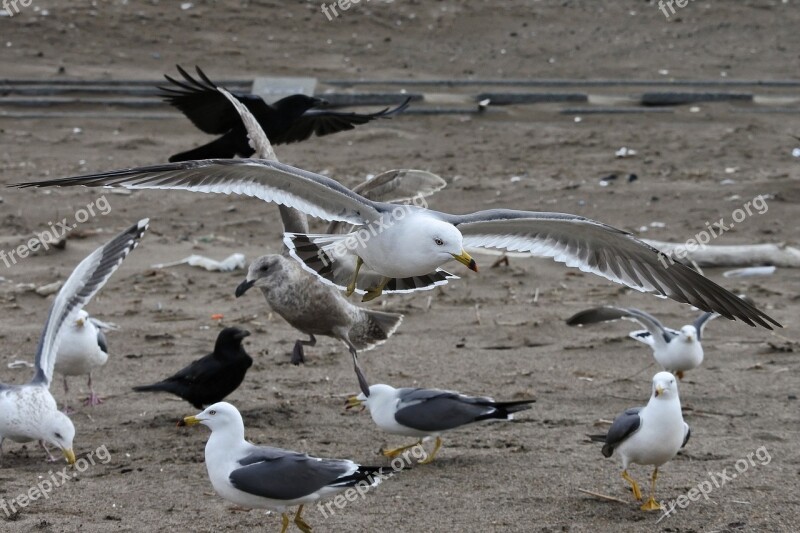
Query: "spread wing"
440 209 779 329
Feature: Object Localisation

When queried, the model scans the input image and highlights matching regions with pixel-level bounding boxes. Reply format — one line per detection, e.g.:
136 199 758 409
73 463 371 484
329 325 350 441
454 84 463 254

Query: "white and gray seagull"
567 306 719 379
11 88 780 329
589 371 690 511
180 401 389 533
346 381 535 464
0 219 148 465
54 309 119 410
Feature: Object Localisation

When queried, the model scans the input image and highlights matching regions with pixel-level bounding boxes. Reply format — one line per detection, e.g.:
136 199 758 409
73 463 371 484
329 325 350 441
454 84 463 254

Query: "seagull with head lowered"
346 376 536 464
160 65 410 162
589 372 690 511
0 219 148 464
11 88 781 330
566 306 719 379
54 309 118 411
180 402 389 533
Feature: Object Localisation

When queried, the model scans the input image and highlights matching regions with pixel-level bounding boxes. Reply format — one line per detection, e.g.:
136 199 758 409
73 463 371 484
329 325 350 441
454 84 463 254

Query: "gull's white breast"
55 321 108 376
654 340 704 373
617 399 685 468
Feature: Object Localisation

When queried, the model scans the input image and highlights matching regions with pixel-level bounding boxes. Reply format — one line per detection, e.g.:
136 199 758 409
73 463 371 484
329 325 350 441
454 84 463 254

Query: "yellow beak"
655 385 665 397
75 318 85 327
451 250 478 272
180 415 201 427
63 448 76 465
345 396 364 411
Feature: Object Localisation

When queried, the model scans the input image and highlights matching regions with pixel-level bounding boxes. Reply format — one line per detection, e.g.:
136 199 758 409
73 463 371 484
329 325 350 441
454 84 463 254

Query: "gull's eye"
434 238 444 246
208 410 216 415
55 433 63 439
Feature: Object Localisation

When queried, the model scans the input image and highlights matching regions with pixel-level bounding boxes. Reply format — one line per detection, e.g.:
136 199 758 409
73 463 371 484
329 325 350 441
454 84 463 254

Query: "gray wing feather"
682 423 691 448
601 407 643 457
439 209 779 329
31 219 148 387
96 328 108 355
394 388 497 432
229 448 354 501
14 159 382 226
567 306 674 345
692 312 719 341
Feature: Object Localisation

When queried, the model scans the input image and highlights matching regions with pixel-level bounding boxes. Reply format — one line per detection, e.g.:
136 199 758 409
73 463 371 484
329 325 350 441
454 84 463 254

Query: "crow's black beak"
237 330 251 340
235 279 255 298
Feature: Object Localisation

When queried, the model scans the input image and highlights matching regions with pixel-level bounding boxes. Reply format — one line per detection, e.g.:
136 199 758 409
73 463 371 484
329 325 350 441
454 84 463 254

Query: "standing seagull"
346 383 535 463
160 65 410 162
12 89 781 329
567 306 719 378
132 327 253 409
54 309 117 410
180 402 388 533
589 372 690 511
0 219 148 464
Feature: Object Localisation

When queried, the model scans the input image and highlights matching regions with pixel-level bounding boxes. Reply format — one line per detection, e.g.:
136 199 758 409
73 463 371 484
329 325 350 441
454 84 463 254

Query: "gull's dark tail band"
477 399 537 421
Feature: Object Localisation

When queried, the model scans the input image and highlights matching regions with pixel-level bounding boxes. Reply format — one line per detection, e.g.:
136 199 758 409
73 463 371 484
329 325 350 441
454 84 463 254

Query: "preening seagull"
11 88 781 329
180 402 388 533
160 65 410 162
0 219 148 464
346 383 535 463
589 372 690 511
567 306 719 378
54 309 118 410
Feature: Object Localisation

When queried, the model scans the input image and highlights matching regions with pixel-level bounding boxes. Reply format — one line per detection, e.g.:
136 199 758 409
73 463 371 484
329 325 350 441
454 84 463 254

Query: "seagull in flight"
11 88 781 329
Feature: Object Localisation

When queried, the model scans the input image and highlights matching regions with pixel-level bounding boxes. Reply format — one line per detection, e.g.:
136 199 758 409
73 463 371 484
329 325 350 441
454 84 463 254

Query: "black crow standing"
133 327 253 409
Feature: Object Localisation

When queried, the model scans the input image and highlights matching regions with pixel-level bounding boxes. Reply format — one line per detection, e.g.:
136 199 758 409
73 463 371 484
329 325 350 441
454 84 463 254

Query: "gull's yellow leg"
622 470 643 501
294 504 312 532
346 257 364 296
381 440 422 458
280 513 290 533
418 437 443 465
640 467 662 511
362 276 390 302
